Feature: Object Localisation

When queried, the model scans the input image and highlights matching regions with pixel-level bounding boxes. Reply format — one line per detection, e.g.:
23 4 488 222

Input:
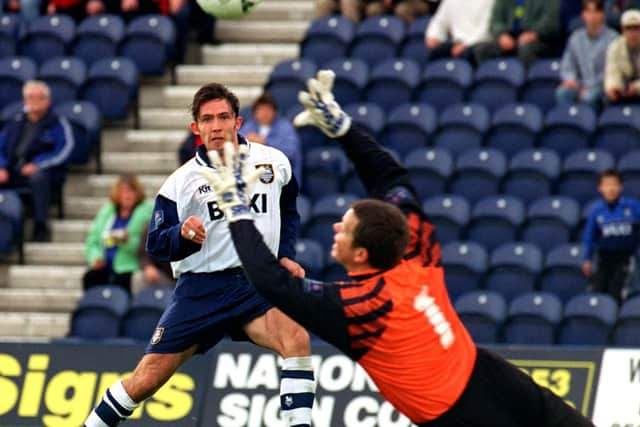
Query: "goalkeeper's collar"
195 133 249 167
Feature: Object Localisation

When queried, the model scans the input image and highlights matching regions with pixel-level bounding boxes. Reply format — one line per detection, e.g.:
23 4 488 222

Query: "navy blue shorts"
145 267 272 355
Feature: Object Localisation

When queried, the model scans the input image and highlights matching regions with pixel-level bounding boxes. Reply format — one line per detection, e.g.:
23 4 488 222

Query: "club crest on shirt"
151 327 164 345
256 163 274 184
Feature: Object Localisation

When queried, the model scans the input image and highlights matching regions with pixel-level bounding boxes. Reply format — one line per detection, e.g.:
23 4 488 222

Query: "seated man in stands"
0 80 74 242
604 9 640 103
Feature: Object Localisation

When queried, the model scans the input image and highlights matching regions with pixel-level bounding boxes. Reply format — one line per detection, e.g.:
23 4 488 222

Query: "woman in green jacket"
83 174 153 293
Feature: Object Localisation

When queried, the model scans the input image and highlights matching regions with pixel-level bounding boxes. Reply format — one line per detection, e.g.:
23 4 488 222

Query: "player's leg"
84 345 197 427
244 307 315 427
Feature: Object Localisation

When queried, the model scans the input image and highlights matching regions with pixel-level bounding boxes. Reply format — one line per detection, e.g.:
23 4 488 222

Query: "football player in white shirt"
83 83 315 427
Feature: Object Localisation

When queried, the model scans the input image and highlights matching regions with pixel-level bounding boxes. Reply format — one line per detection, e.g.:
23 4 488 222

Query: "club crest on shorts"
151 327 164 345
256 164 274 184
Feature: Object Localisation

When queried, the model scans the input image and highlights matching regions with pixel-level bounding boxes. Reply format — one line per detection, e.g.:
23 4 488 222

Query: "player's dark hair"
351 199 409 271
583 0 604 11
191 83 240 121
252 92 278 112
599 168 622 183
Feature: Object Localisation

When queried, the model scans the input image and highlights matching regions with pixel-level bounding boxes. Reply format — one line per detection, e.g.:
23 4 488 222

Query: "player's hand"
293 70 352 138
200 142 263 223
181 215 206 244
280 257 306 278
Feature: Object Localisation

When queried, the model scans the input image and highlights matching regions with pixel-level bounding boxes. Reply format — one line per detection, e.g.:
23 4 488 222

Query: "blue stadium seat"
0 56 36 107
520 58 562 113
294 238 325 278
38 56 86 105
485 242 543 303
0 14 22 58
416 58 473 112
70 285 130 340
82 57 138 121
540 243 588 303
455 290 507 343
301 16 355 67
486 103 543 158
381 103 436 158
120 285 173 341
343 102 386 138
433 103 490 156
466 195 525 252
303 146 350 201
399 15 430 64
449 148 507 205
0 99 23 124
349 15 405 67
469 58 525 113
341 147 399 198
423 194 470 244
120 14 176 76
441 241 488 301
0 189 23 262
521 196 580 254
595 105 640 159
72 14 125 66
266 59 317 113
303 193 358 252
54 100 102 172
287 104 330 150
19 14 75 65
325 57 368 106
613 295 640 347
539 104 596 159
297 194 311 228
503 149 560 205
557 149 615 205
557 292 617 346
365 58 420 113
618 150 640 199
503 292 562 345
405 148 453 201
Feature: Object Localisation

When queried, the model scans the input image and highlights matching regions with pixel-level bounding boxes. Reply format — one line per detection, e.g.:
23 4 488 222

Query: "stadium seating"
466 195 525 252
303 193 358 252
381 103 436 157
38 56 86 106
301 16 355 67
365 58 421 113
503 292 563 345
82 56 139 121
557 149 615 205
19 14 75 65
455 290 507 343
287 104 330 150
0 189 23 262
469 58 525 113
521 196 580 254
539 104 596 159
449 148 507 205
265 58 317 113
405 147 453 201
0 56 37 107
595 105 640 160
422 194 470 244
294 238 325 278
416 58 473 112
322 256 350 282
349 15 405 67
120 285 173 341
557 293 618 346
399 15 430 64
520 58 562 113
54 100 102 172
71 14 125 66
69 285 130 340
485 103 543 158
303 146 350 200
440 241 488 301
325 57 368 106
120 14 176 76
343 102 386 138
540 243 588 303
297 194 311 228
0 99 23 124
433 103 490 156
485 242 543 302
503 149 561 205
618 150 640 199
612 295 640 347
0 13 22 58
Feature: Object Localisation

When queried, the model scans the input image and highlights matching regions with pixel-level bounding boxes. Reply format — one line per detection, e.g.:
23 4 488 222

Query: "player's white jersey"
157 142 292 276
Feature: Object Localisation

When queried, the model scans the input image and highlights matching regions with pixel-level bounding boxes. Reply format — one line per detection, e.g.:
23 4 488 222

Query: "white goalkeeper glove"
200 142 263 223
293 69 352 138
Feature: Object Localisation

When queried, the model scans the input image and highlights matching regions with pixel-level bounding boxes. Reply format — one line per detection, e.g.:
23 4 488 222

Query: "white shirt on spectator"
426 0 495 46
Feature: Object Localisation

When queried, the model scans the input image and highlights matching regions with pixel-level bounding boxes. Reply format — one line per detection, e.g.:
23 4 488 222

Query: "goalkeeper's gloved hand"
293 69 352 138
200 142 263 222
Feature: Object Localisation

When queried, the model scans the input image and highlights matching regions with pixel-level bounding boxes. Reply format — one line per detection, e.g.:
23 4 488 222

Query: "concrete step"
237 0 312 21
176 64 271 86
141 108 191 129
51 219 92 243
126 129 188 153
217 21 307 43
0 288 82 312
8 265 85 289
0 312 70 338
102 152 178 174
202 43 299 66
66 173 167 197
25 242 85 265
65 196 106 219
161 85 263 110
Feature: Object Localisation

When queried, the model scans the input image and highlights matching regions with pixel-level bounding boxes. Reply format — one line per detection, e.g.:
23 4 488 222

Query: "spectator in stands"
241 92 302 185
0 81 74 242
604 8 640 103
83 174 153 293
606 0 640 29
583 169 640 303
314 0 431 24
45 0 105 21
3 0 41 21
130 223 175 294
475 0 561 66
556 0 618 109
425 0 494 64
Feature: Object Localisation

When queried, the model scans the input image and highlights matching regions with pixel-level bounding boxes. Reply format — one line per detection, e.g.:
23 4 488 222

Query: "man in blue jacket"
0 80 74 241
583 169 640 302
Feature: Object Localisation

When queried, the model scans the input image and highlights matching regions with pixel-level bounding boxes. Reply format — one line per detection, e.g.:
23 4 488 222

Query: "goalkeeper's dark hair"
351 199 409 271
191 83 240 121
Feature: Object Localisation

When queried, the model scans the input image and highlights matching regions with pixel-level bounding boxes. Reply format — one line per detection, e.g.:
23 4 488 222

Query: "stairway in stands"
0 0 312 341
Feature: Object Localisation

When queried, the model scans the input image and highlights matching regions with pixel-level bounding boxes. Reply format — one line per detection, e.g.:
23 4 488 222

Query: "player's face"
598 176 622 202
331 208 359 270
190 98 243 154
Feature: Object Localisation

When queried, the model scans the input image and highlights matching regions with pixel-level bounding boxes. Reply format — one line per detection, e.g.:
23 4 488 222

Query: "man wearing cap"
604 8 640 103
